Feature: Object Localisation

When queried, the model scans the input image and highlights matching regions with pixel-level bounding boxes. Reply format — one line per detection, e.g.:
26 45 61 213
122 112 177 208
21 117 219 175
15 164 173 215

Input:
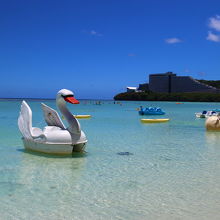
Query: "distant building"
136 72 219 93
138 83 149 92
126 87 137 93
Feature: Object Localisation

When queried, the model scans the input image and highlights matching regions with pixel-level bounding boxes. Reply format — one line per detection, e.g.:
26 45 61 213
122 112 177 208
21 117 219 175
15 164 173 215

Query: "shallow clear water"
0 100 220 220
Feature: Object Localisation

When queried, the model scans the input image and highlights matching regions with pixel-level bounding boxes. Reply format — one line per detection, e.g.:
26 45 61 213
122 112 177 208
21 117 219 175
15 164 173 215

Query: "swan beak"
64 97 80 104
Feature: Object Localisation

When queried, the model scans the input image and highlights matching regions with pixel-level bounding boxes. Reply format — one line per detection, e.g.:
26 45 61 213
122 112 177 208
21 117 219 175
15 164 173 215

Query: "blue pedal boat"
139 107 165 115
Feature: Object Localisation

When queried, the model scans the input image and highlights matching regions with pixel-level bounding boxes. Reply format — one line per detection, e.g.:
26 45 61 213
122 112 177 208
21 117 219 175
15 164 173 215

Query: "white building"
126 87 137 93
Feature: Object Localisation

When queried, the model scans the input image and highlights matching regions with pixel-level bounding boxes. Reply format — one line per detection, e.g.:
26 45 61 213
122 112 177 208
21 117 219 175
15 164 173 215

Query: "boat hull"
22 138 87 155
139 111 165 115
195 113 206 118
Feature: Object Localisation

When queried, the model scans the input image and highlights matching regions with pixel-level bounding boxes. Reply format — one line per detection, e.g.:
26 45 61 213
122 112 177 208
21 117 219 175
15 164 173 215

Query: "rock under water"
117 152 133 156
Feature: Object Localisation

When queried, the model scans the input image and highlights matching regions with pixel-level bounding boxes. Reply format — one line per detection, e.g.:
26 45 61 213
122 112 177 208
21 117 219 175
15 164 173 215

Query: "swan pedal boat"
18 89 87 155
141 118 170 123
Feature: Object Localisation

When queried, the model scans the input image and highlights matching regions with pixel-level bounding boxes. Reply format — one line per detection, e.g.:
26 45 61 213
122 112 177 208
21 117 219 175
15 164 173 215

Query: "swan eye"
62 95 74 98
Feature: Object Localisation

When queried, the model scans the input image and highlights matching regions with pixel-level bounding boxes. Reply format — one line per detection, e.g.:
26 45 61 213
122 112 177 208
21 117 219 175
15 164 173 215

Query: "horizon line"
0 97 114 101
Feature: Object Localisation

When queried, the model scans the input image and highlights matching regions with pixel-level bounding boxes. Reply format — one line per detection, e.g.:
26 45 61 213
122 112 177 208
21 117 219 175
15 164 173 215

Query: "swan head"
56 89 80 104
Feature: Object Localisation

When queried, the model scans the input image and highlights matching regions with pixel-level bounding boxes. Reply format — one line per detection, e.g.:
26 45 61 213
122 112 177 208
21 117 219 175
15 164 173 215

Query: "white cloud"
81 29 103 37
184 69 190 73
165 38 182 44
90 30 97 35
208 15 220 31
206 31 220 42
90 30 103 36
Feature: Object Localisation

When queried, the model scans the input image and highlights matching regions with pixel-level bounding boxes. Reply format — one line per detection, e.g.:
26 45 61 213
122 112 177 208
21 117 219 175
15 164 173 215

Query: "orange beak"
64 96 80 104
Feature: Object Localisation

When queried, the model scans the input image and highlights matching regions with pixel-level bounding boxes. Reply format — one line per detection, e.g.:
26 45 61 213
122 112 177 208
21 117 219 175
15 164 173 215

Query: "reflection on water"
19 148 87 158
18 149 87 188
206 131 220 145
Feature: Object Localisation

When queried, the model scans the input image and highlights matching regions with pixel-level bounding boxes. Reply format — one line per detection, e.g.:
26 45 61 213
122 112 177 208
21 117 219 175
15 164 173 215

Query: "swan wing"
18 101 44 139
41 103 66 130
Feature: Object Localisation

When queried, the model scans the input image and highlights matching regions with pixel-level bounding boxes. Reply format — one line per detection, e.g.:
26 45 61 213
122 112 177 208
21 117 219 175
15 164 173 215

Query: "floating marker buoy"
205 116 220 131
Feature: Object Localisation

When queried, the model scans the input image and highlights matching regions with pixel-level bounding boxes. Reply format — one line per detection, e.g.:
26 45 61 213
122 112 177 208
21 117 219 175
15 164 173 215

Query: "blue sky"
0 0 220 99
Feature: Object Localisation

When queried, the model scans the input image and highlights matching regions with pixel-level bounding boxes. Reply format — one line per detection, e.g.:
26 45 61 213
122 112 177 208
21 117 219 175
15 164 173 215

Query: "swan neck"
56 98 80 134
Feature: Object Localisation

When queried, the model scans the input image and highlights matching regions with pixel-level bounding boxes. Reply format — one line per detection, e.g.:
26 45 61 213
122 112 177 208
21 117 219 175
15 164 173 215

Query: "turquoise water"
0 100 220 220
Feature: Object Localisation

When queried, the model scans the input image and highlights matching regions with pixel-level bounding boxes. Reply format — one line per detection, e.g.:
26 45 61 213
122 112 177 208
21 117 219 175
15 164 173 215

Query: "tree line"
114 92 220 102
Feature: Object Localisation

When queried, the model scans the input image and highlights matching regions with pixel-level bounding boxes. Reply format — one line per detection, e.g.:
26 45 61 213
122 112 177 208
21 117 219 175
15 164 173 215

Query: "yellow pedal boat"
74 115 91 119
62 115 91 120
141 118 170 123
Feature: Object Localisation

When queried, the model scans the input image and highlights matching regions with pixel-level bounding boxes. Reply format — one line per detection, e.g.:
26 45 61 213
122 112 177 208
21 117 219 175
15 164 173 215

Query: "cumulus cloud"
165 38 182 44
206 31 220 42
208 15 220 31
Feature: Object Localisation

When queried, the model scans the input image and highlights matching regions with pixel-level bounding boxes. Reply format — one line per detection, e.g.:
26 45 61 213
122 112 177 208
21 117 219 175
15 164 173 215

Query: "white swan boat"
195 110 219 118
18 89 87 155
